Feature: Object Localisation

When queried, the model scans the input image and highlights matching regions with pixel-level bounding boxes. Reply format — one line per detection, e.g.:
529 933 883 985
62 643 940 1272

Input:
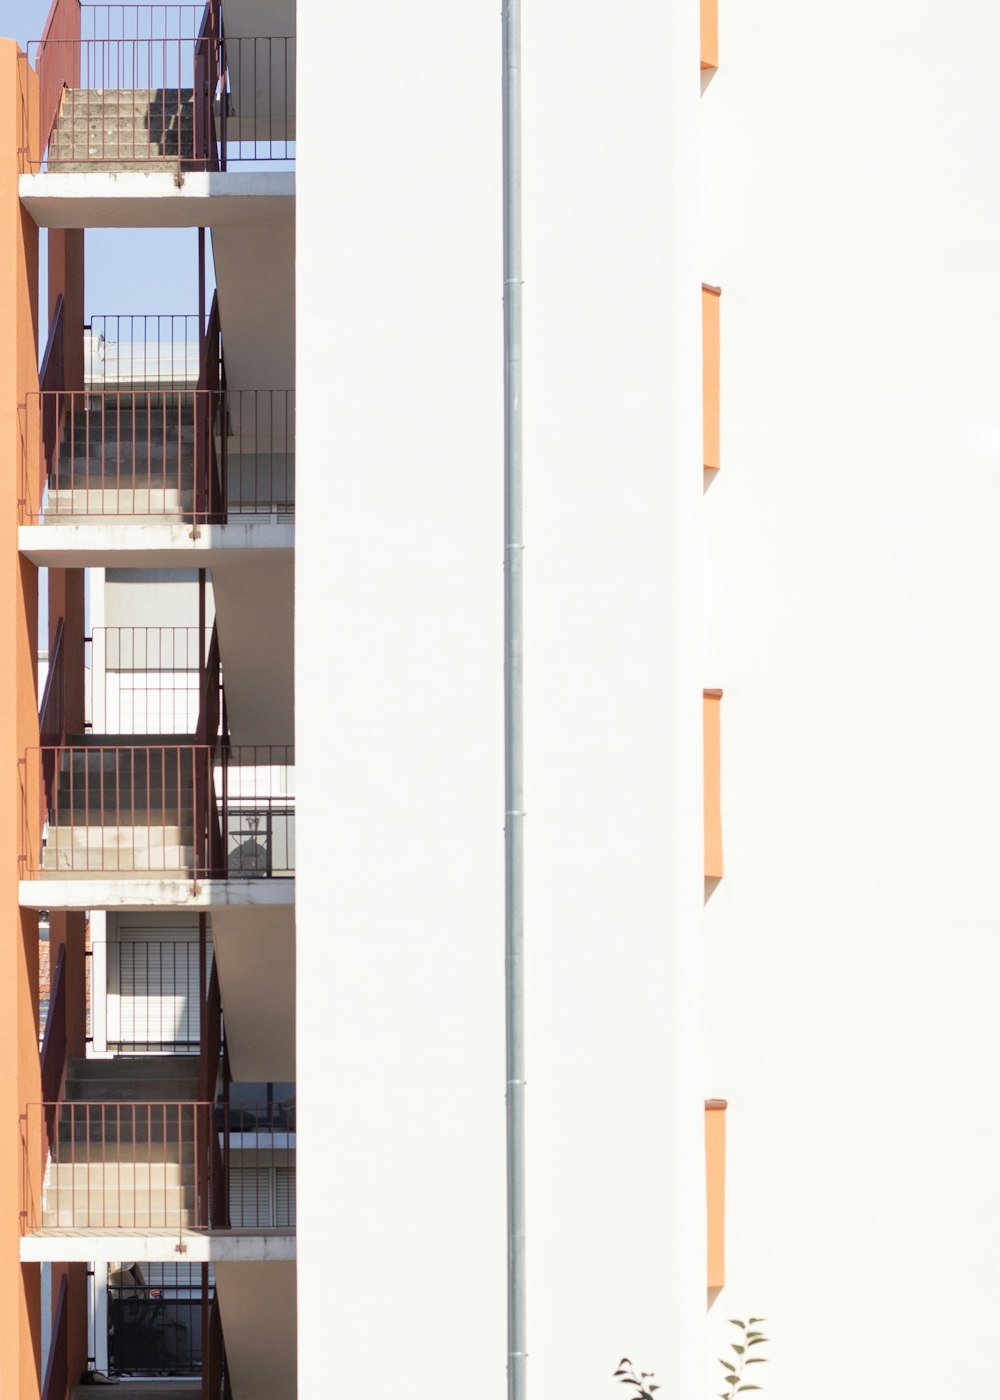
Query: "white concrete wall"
297 1 706 1396
296 2 505 1394
521 2 707 1396
702 2 1000 1395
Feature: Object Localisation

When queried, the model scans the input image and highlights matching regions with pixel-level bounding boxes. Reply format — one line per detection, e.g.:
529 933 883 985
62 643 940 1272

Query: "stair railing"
40 944 68 1148
35 294 68 522
194 621 226 873
35 0 82 160
194 0 223 172
195 292 225 522
202 1289 233 1400
39 617 66 815
197 961 229 1227
41 1274 69 1400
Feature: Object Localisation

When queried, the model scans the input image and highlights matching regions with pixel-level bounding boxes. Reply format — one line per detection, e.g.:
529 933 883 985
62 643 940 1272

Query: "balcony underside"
19 171 294 229
19 875 295 911
18 520 293 569
20 1227 295 1264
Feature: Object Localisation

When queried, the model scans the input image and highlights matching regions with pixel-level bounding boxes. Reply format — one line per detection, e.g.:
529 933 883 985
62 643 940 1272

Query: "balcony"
22 1098 295 1233
23 388 295 525
21 743 295 880
23 3 295 175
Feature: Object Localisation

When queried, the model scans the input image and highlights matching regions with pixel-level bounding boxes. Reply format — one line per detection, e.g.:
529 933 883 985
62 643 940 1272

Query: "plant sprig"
719 1318 768 1399
612 1358 661 1400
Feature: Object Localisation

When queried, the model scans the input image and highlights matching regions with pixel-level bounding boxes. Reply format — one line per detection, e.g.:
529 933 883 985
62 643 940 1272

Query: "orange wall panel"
701 0 719 71
702 285 721 472
705 1100 727 1290
704 689 723 880
0 40 43 1400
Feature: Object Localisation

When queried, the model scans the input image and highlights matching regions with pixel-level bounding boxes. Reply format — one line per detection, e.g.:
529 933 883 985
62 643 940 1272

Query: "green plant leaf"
729 1320 746 1328
731 1344 744 1355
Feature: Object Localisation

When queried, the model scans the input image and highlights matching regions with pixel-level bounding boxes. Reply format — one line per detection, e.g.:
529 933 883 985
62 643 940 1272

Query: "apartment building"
5 1 999 1399
1 1 296 1394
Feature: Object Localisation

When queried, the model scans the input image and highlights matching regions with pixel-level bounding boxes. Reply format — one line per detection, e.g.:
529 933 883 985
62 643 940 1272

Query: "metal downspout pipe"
503 4 526 1400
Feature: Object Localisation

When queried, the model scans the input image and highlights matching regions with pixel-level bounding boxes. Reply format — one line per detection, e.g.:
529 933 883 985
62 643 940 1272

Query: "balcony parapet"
22 388 295 525
21 743 295 880
21 1099 295 1236
23 4 295 174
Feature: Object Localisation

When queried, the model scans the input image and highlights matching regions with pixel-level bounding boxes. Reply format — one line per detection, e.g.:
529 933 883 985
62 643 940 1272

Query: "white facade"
297 1 707 1396
702 2 1000 1396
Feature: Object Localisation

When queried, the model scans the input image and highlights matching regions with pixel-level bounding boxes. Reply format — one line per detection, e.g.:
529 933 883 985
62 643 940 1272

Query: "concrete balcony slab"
18 519 293 569
20 1227 296 1264
19 170 294 229
19 876 295 912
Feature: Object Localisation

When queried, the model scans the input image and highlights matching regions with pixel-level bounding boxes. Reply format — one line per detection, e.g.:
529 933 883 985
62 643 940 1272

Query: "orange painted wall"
701 0 719 71
702 285 721 472
0 40 43 1400
705 1100 727 1290
704 689 723 880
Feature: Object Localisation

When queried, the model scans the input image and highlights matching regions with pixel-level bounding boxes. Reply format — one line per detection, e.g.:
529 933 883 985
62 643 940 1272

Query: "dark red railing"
35 0 82 158
39 296 68 513
39 618 66 812
23 388 294 523
202 1291 232 1400
87 625 204 735
87 313 202 386
197 962 227 1229
41 1273 69 1400
195 623 223 745
25 4 295 171
24 743 294 877
195 294 224 521
40 944 68 1144
194 0 222 171
21 1098 295 1232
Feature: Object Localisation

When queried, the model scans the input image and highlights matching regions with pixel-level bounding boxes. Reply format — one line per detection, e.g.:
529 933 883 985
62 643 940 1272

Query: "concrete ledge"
20 1227 296 1264
19 876 295 911
19 170 295 229
18 519 294 569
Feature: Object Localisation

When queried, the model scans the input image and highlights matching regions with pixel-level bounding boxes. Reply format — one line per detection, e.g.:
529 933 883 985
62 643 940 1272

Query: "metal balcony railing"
87 627 205 736
106 937 212 1053
109 1274 205 1377
23 4 295 171
21 743 295 878
22 388 295 523
87 315 203 388
20 1099 295 1232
